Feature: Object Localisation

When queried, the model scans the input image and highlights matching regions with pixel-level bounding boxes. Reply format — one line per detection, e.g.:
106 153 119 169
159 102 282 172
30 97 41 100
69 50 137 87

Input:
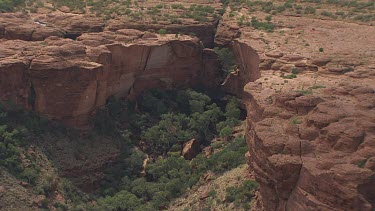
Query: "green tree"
225 98 241 119
213 47 237 78
98 190 142 210
189 103 222 141
142 113 194 155
220 127 233 140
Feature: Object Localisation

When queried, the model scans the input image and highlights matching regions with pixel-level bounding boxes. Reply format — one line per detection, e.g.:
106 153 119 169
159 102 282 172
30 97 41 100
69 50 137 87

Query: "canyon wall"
222 39 261 97
214 5 375 209
244 73 375 210
0 30 220 128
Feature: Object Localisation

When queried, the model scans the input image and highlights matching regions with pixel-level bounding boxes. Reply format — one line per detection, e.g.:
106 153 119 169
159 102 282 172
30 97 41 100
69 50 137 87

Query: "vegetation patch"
225 180 258 209
213 47 237 79
92 88 246 210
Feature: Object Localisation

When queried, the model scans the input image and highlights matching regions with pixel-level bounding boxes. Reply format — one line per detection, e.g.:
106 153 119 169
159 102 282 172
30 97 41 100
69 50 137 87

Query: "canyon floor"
0 0 375 210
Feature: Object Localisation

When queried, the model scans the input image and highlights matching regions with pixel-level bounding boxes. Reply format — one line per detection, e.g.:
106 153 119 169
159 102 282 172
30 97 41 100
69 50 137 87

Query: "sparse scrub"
295 89 313 95
0 0 26 12
251 17 276 32
358 159 367 168
290 116 302 125
304 6 316 14
225 180 258 209
281 73 297 79
310 85 326 89
321 10 337 18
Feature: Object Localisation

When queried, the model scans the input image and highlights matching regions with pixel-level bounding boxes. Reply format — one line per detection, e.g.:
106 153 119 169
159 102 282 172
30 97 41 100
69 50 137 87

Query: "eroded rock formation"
0 30 221 128
244 72 375 210
0 12 218 47
214 4 375 209
222 39 261 97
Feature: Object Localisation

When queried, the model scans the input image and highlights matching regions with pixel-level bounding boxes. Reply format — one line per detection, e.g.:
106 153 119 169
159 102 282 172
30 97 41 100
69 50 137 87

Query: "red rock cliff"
244 72 375 210
222 39 261 97
0 31 220 128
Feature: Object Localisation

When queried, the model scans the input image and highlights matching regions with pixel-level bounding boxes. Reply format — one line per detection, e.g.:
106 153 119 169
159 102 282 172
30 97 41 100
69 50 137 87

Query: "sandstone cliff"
228 4 375 210
222 39 261 97
0 10 218 47
0 30 220 128
244 72 375 210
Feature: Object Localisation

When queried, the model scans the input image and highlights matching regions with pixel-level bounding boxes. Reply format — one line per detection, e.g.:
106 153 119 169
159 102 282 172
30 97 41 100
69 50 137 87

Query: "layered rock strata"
0 30 220 128
0 12 218 47
244 72 375 210
222 39 261 97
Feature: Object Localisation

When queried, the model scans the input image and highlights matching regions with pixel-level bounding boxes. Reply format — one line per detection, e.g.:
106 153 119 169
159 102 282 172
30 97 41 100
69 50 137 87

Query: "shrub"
219 127 233 139
0 124 41 184
290 116 302 125
281 73 297 79
237 15 245 26
265 15 272 22
251 17 275 32
358 160 367 168
291 68 299 74
321 11 336 18
304 6 316 14
0 0 26 12
171 4 185 10
225 180 258 207
207 136 248 173
158 28 167 35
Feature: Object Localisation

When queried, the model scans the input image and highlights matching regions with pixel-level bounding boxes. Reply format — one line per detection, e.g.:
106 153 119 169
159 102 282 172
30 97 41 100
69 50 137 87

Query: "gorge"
1 0 375 210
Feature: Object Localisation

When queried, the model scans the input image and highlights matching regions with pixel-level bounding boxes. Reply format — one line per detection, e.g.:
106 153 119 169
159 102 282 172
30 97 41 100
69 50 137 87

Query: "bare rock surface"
0 30 220 128
214 2 375 210
0 13 64 41
244 72 375 210
182 139 200 160
222 39 261 96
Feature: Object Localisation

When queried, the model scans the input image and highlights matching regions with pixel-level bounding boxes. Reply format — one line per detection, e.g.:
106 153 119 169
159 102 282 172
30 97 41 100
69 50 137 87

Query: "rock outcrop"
0 12 104 41
222 39 261 97
0 13 65 41
106 21 218 48
214 4 375 209
0 12 217 47
0 30 221 128
182 139 200 160
244 72 375 210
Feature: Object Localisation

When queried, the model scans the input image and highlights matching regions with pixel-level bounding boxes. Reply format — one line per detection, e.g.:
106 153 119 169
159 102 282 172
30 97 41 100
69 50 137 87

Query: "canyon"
0 13 260 129
1 0 375 210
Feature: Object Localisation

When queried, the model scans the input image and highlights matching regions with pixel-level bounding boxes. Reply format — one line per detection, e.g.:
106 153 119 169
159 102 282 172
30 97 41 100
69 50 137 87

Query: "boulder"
199 190 210 200
182 139 200 160
265 51 284 58
202 146 214 158
214 21 241 46
33 195 46 207
282 54 305 62
311 58 331 66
